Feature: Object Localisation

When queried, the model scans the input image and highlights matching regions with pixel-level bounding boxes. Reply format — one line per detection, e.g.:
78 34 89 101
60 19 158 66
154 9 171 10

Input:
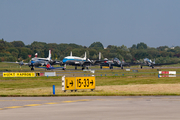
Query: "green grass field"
0 62 180 96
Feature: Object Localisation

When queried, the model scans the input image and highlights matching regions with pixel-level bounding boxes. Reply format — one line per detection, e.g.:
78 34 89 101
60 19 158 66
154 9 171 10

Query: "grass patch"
1 62 180 96
0 76 180 96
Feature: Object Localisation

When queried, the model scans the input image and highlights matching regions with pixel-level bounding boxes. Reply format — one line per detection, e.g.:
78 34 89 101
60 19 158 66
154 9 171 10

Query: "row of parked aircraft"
13 50 175 70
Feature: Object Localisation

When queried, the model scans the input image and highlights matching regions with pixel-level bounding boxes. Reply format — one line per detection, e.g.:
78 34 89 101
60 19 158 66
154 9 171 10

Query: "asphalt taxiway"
1 96 180 120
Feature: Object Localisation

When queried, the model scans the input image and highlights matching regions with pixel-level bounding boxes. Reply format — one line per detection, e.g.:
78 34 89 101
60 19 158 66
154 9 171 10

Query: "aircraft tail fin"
35 53 38 58
153 58 155 64
70 51 72 56
48 50 51 60
84 52 87 59
99 52 101 60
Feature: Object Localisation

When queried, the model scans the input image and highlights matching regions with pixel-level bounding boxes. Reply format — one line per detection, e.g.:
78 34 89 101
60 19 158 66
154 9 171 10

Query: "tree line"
0 38 180 64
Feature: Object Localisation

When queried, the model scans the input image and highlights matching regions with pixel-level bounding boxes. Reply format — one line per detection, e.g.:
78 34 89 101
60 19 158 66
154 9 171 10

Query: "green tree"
157 46 169 51
89 42 104 50
137 42 148 49
17 47 33 60
11 41 25 47
131 44 137 49
134 50 149 60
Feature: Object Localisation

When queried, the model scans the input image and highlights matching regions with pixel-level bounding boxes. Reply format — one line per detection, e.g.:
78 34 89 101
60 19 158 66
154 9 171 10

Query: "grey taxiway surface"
1 96 180 120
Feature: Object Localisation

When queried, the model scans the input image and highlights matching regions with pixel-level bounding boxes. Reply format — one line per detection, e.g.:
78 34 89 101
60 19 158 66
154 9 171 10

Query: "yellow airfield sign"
3 73 16 77
16 72 35 77
62 76 95 91
76 77 95 90
3 72 35 77
65 77 76 90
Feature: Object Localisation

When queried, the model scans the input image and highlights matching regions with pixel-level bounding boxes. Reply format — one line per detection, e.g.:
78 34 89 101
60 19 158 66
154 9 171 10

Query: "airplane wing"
138 62 176 66
49 60 62 65
82 61 92 65
2 61 29 66
153 63 176 66
36 66 64 70
92 60 107 65
35 63 64 70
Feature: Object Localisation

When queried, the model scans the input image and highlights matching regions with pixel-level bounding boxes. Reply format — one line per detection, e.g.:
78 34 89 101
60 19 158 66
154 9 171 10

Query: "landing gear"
141 66 142 69
62 64 66 70
100 66 102 69
31 67 34 70
82 67 84 70
121 66 123 69
152 66 154 69
109 66 113 69
75 66 77 70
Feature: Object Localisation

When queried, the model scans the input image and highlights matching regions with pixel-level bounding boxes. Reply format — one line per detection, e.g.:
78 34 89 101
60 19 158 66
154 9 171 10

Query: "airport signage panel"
62 76 95 91
3 72 16 77
16 72 35 77
3 72 35 77
44 72 56 76
65 77 76 90
76 77 95 90
159 71 176 75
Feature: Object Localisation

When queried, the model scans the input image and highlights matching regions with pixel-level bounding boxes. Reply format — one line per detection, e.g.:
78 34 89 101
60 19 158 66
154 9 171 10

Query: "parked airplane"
139 58 175 69
13 50 63 70
100 58 131 69
90 52 105 65
61 51 91 70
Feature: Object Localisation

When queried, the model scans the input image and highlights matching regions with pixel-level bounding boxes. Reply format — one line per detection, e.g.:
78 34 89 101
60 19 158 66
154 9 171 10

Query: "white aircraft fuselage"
62 56 86 65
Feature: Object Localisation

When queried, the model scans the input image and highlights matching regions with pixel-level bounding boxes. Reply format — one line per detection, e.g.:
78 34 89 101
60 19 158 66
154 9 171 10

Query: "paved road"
1 96 180 120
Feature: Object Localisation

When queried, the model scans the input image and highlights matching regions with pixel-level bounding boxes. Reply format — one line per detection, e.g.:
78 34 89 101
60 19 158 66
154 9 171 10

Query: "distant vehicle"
100 58 131 69
61 51 91 70
139 58 176 69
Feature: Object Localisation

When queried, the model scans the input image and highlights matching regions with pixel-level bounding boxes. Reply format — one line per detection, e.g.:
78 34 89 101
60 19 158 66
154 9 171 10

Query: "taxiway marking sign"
65 77 76 90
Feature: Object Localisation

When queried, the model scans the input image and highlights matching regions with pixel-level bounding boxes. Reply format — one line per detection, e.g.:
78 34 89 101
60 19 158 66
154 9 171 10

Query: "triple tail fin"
153 58 155 64
84 52 86 59
48 50 51 60
70 51 72 56
99 52 101 60
35 53 38 58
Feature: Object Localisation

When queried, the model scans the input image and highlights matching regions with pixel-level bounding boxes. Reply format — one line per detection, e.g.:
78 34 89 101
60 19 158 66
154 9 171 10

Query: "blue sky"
1 0 180 48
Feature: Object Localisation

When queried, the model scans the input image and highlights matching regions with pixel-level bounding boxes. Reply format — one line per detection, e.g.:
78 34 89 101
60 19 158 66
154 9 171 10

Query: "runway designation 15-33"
62 76 95 91
76 77 95 90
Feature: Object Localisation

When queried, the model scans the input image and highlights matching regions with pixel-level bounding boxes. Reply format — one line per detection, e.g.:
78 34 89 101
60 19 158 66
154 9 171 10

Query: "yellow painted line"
62 99 92 103
24 104 42 107
62 101 76 103
0 108 4 110
5 106 23 109
45 102 59 105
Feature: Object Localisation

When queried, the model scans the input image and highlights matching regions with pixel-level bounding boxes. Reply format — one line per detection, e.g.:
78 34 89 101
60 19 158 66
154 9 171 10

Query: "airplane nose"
62 59 67 63
30 61 35 65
